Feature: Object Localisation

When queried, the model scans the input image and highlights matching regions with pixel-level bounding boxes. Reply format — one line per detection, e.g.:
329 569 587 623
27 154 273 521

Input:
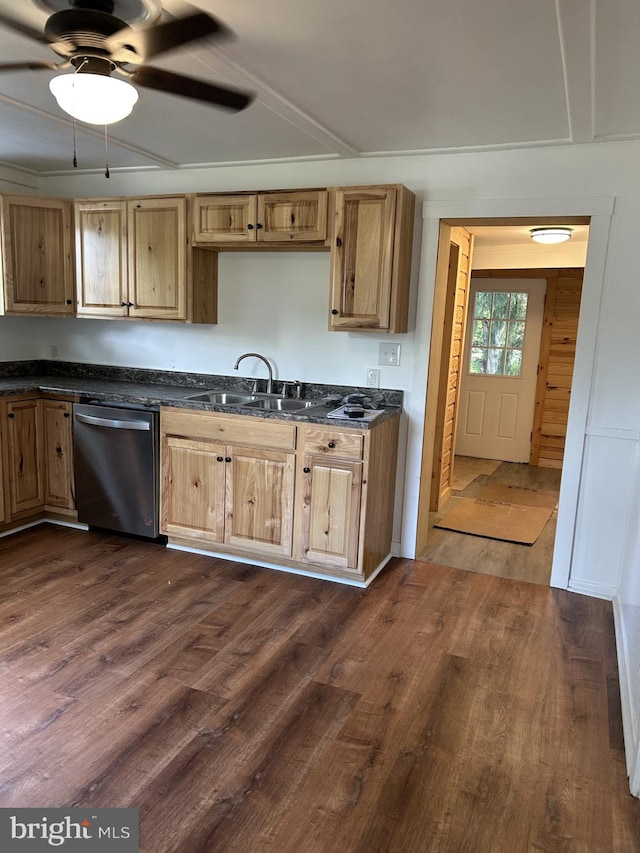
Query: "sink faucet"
233 352 275 394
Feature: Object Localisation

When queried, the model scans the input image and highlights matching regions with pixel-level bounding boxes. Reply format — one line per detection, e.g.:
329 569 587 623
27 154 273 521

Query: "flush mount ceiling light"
530 227 573 245
49 69 139 125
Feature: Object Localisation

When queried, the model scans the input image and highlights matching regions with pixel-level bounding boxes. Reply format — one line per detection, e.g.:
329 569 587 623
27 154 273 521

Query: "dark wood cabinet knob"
63 412 70 418
303 467 310 474
328 441 336 448
331 309 339 315
247 224 254 230
7 412 15 418
217 456 223 462
225 457 232 463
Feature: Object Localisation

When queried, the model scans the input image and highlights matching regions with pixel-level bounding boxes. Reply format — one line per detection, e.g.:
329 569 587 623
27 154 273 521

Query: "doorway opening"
415 218 590 586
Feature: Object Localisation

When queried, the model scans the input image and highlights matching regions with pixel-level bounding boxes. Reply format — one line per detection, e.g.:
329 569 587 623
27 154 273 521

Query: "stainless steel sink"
241 398 320 412
182 391 257 405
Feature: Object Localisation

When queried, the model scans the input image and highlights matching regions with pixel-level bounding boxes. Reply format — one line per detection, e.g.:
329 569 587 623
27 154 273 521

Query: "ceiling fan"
0 0 253 125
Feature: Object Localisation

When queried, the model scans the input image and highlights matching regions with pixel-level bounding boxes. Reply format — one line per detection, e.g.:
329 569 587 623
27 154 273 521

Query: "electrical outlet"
366 367 380 388
378 342 401 366
51 346 59 360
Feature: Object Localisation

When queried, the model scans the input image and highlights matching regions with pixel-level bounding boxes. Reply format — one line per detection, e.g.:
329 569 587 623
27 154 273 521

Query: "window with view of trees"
469 291 529 376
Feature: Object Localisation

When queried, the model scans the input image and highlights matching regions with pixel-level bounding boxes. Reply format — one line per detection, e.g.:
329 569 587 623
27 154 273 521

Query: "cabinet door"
0 416 6 525
5 399 44 517
161 436 226 542
43 400 75 511
225 446 295 557
128 197 187 319
2 196 74 315
298 455 362 570
257 191 327 243
193 195 258 243
329 187 396 330
75 201 128 317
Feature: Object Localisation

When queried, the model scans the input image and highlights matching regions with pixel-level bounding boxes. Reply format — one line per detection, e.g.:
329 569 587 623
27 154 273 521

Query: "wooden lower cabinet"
161 410 296 559
225 445 294 556
4 398 44 518
0 419 5 524
161 406 400 583
42 399 75 513
297 454 362 570
1 395 76 527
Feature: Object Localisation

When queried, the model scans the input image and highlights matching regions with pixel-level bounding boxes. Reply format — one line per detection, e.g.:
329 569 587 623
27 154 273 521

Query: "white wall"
35 140 640 580
0 316 50 360
34 251 414 388
6 139 640 792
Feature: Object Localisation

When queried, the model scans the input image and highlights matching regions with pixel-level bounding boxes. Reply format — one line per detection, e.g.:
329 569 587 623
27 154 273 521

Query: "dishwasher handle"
75 412 152 431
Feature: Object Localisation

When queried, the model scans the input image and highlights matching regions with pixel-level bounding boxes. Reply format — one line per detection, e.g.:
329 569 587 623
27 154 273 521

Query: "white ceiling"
0 0 636 178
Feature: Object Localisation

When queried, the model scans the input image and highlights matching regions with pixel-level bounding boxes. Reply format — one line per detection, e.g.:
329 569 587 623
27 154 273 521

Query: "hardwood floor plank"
0 526 638 851
420 460 562 586
169 682 360 853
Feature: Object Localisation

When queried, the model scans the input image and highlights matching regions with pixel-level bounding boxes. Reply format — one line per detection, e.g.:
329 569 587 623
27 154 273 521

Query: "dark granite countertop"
0 361 403 430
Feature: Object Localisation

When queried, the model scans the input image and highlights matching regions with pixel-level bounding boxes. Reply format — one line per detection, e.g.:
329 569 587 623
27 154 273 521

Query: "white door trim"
403 196 614 591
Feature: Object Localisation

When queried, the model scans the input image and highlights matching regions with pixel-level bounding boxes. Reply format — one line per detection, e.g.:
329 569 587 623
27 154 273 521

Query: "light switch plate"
378 342 401 366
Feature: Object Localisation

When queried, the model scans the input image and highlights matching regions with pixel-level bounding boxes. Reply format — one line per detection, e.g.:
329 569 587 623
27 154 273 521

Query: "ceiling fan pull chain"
104 124 110 179
72 114 78 169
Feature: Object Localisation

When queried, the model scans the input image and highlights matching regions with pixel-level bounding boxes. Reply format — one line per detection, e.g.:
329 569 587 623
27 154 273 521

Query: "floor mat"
434 497 554 545
451 456 502 491
474 483 559 509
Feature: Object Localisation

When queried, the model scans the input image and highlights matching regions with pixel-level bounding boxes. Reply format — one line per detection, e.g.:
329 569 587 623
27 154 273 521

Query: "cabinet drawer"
161 408 296 451
300 427 364 460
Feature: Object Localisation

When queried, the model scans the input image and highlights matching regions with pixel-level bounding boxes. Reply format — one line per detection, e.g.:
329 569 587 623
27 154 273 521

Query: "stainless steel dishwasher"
73 402 160 539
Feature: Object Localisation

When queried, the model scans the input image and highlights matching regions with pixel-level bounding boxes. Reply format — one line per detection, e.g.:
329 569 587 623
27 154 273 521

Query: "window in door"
469 290 529 376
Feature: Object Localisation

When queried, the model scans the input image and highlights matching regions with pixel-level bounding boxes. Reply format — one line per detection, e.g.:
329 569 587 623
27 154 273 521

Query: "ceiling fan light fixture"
530 227 573 245
49 72 138 125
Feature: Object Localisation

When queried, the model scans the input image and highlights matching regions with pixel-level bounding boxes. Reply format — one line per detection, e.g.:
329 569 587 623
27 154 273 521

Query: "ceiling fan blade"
0 61 59 73
106 9 230 64
0 11 49 44
131 66 252 112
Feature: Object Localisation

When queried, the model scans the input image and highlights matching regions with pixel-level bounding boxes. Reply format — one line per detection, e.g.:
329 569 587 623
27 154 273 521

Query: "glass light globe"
49 73 139 125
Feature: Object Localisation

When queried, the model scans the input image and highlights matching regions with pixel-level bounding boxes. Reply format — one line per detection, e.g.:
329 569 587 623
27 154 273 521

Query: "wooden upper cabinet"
193 195 257 243
193 190 328 244
329 184 415 332
75 196 217 323
75 200 128 317
128 197 187 320
257 191 327 243
1 195 74 315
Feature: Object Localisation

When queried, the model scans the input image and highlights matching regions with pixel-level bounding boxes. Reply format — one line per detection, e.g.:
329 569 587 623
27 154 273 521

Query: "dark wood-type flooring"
0 524 638 852
420 458 563 586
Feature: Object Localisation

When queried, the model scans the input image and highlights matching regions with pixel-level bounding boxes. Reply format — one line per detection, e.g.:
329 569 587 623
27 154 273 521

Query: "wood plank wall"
430 227 473 509
530 269 583 467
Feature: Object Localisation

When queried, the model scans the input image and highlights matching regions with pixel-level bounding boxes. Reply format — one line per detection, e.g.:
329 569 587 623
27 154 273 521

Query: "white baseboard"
167 542 394 588
568 578 617 600
613 596 640 797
